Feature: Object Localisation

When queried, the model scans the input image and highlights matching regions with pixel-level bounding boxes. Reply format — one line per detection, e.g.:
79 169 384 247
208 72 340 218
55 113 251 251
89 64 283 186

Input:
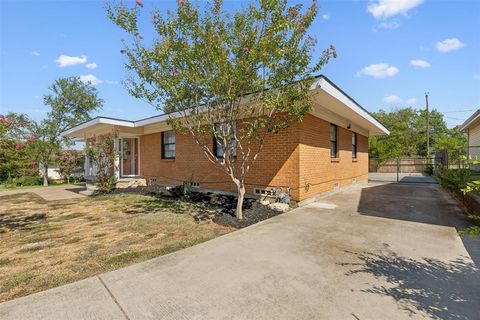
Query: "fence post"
396 157 400 182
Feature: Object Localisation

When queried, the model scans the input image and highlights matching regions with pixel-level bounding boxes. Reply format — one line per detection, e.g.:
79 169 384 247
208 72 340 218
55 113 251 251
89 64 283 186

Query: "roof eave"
460 109 480 131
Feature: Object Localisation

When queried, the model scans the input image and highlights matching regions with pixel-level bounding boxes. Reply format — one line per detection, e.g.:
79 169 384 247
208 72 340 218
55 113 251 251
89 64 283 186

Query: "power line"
441 109 477 114
444 115 466 121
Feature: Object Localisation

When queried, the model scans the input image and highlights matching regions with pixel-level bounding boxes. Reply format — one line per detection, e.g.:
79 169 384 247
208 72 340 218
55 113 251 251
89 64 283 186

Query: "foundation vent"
254 188 273 196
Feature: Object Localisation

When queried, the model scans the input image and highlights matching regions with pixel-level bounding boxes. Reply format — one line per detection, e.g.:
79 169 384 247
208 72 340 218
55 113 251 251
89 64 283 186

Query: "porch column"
114 138 120 180
84 156 89 177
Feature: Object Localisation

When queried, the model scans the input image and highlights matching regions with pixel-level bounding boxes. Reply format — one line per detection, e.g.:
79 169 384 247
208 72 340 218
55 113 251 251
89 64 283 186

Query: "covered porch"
61 117 145 180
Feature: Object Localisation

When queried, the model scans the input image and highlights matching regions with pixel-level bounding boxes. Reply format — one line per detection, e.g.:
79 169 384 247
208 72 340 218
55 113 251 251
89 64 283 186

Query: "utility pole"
425 92 430 157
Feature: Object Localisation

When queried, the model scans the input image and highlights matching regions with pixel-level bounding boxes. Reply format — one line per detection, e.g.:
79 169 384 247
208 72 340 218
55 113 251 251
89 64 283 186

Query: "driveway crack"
97 275 131 320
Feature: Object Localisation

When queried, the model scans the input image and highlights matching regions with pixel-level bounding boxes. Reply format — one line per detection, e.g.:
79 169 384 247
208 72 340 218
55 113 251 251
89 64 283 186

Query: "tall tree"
0 113 36 181
29 77 103 186
107 0 335 219
369 107 466 160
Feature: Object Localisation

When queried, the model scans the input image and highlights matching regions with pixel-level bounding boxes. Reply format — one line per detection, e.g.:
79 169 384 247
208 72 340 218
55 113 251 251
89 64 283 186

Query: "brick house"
62 75 389 204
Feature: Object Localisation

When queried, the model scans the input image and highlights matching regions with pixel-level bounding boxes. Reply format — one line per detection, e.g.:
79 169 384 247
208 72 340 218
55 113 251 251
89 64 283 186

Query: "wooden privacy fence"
369 157 444 174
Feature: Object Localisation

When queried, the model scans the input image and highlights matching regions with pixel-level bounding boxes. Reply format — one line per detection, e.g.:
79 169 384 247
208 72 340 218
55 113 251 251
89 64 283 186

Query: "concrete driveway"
1 182 479 320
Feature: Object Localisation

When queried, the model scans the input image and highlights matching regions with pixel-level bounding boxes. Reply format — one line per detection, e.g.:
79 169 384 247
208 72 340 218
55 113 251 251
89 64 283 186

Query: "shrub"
435 167 470 195
17 176 42 187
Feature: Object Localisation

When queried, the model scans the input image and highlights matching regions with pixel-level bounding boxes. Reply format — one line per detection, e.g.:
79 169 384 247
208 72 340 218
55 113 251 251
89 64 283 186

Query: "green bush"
16 176 42 187
98 176 115 194
2 176 17 189
435 168 470 194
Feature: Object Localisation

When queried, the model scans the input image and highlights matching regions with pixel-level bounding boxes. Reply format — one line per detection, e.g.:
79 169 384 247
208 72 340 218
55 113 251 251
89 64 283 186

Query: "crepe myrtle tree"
30 77 103 186
107 0 336 219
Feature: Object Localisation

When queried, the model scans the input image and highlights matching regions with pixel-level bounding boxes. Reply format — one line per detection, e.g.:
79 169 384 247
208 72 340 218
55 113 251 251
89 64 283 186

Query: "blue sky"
1 0 479 128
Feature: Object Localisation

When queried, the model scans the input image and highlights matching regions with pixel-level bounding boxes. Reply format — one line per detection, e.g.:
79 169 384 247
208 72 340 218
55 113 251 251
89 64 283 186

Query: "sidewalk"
0 185 86 201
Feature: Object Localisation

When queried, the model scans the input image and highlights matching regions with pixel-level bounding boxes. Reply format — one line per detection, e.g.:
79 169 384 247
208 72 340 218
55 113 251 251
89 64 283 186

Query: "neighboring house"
39 163 63 181
61 75 389 204
460 109 480 166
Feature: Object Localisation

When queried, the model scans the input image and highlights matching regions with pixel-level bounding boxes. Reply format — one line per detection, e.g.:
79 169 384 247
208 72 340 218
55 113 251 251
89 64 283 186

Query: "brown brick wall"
139 113 368 202
139 121 301 200
298 114 368 200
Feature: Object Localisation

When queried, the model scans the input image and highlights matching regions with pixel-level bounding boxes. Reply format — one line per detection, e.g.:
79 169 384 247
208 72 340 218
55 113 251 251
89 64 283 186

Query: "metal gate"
368 157 440 183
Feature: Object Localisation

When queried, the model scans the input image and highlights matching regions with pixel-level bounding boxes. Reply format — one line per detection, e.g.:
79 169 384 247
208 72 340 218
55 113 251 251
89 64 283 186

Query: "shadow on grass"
341 251 480 320
0 213 47 233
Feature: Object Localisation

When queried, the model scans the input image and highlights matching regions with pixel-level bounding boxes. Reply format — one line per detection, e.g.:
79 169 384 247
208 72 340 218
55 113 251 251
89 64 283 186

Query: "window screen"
214 122 237 158
352 132 357 159
161 131 175 159
330 124 338 158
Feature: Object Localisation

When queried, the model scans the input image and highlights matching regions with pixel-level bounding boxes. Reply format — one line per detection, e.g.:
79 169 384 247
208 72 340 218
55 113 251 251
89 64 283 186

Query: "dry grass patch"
0 192 234 302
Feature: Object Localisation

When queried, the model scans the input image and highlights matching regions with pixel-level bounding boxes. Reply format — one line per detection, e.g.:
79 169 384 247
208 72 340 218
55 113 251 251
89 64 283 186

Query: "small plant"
181 181 192 201
98 176 116 194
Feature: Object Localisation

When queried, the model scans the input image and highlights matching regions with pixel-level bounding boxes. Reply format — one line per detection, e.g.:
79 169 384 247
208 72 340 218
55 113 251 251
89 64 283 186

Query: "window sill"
161 158 175 162
352 158 358 162
331 158 340 162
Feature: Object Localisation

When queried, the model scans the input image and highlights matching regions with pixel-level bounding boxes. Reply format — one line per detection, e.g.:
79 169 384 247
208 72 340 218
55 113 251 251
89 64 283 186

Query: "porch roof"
61 75 389 140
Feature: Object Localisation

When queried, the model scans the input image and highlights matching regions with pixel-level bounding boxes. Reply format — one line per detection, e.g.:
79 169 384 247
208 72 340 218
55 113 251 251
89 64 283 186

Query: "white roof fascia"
315 77 390 135
460 109 480 131
60 117 134 137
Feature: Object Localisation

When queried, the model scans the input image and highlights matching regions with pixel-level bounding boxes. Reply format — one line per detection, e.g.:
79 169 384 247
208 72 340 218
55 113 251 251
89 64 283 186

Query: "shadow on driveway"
342 250 480 320
353 183 480 320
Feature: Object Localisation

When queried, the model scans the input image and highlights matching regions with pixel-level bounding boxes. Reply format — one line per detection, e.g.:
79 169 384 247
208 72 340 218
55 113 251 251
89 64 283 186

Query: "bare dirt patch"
0 192 234 302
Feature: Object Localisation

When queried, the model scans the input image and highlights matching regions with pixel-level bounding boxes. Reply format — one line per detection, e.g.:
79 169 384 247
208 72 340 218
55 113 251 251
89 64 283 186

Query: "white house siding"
39 163 62 180
466 119 480 170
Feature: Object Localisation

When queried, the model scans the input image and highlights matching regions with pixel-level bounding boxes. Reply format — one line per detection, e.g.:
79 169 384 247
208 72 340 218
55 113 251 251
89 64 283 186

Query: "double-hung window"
161 130 175 159
330 124 338 158
352 132 357 159
214 122 237 158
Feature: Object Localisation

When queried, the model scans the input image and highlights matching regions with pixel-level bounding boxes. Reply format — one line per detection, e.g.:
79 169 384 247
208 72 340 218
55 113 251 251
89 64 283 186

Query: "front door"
121 138 139 177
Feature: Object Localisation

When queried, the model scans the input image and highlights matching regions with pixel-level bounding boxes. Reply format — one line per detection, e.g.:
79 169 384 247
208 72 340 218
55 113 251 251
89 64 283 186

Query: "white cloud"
383 95 402 104
436 38 465 52
410 59 431 68
373 20 400 31
406 98 417 105
31 51 40 56
322 14 330 20
86 62 97 69
106 80 119 85
357 63 399 79
79 74 102 85
368 0 423 19
56 54 87 67
474 74 480 80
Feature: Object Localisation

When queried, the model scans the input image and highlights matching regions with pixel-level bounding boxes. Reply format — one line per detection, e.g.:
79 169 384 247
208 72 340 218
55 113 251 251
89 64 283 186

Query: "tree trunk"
43 164 49 187
235 183 245 220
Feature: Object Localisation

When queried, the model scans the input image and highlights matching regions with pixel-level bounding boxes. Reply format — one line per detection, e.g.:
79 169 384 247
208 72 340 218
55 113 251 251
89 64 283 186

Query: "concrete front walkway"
1 182 479 319
0 184 86 201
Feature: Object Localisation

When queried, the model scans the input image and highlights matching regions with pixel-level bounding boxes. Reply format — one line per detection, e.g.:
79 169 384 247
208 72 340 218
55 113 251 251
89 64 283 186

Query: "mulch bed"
110 185 286 228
